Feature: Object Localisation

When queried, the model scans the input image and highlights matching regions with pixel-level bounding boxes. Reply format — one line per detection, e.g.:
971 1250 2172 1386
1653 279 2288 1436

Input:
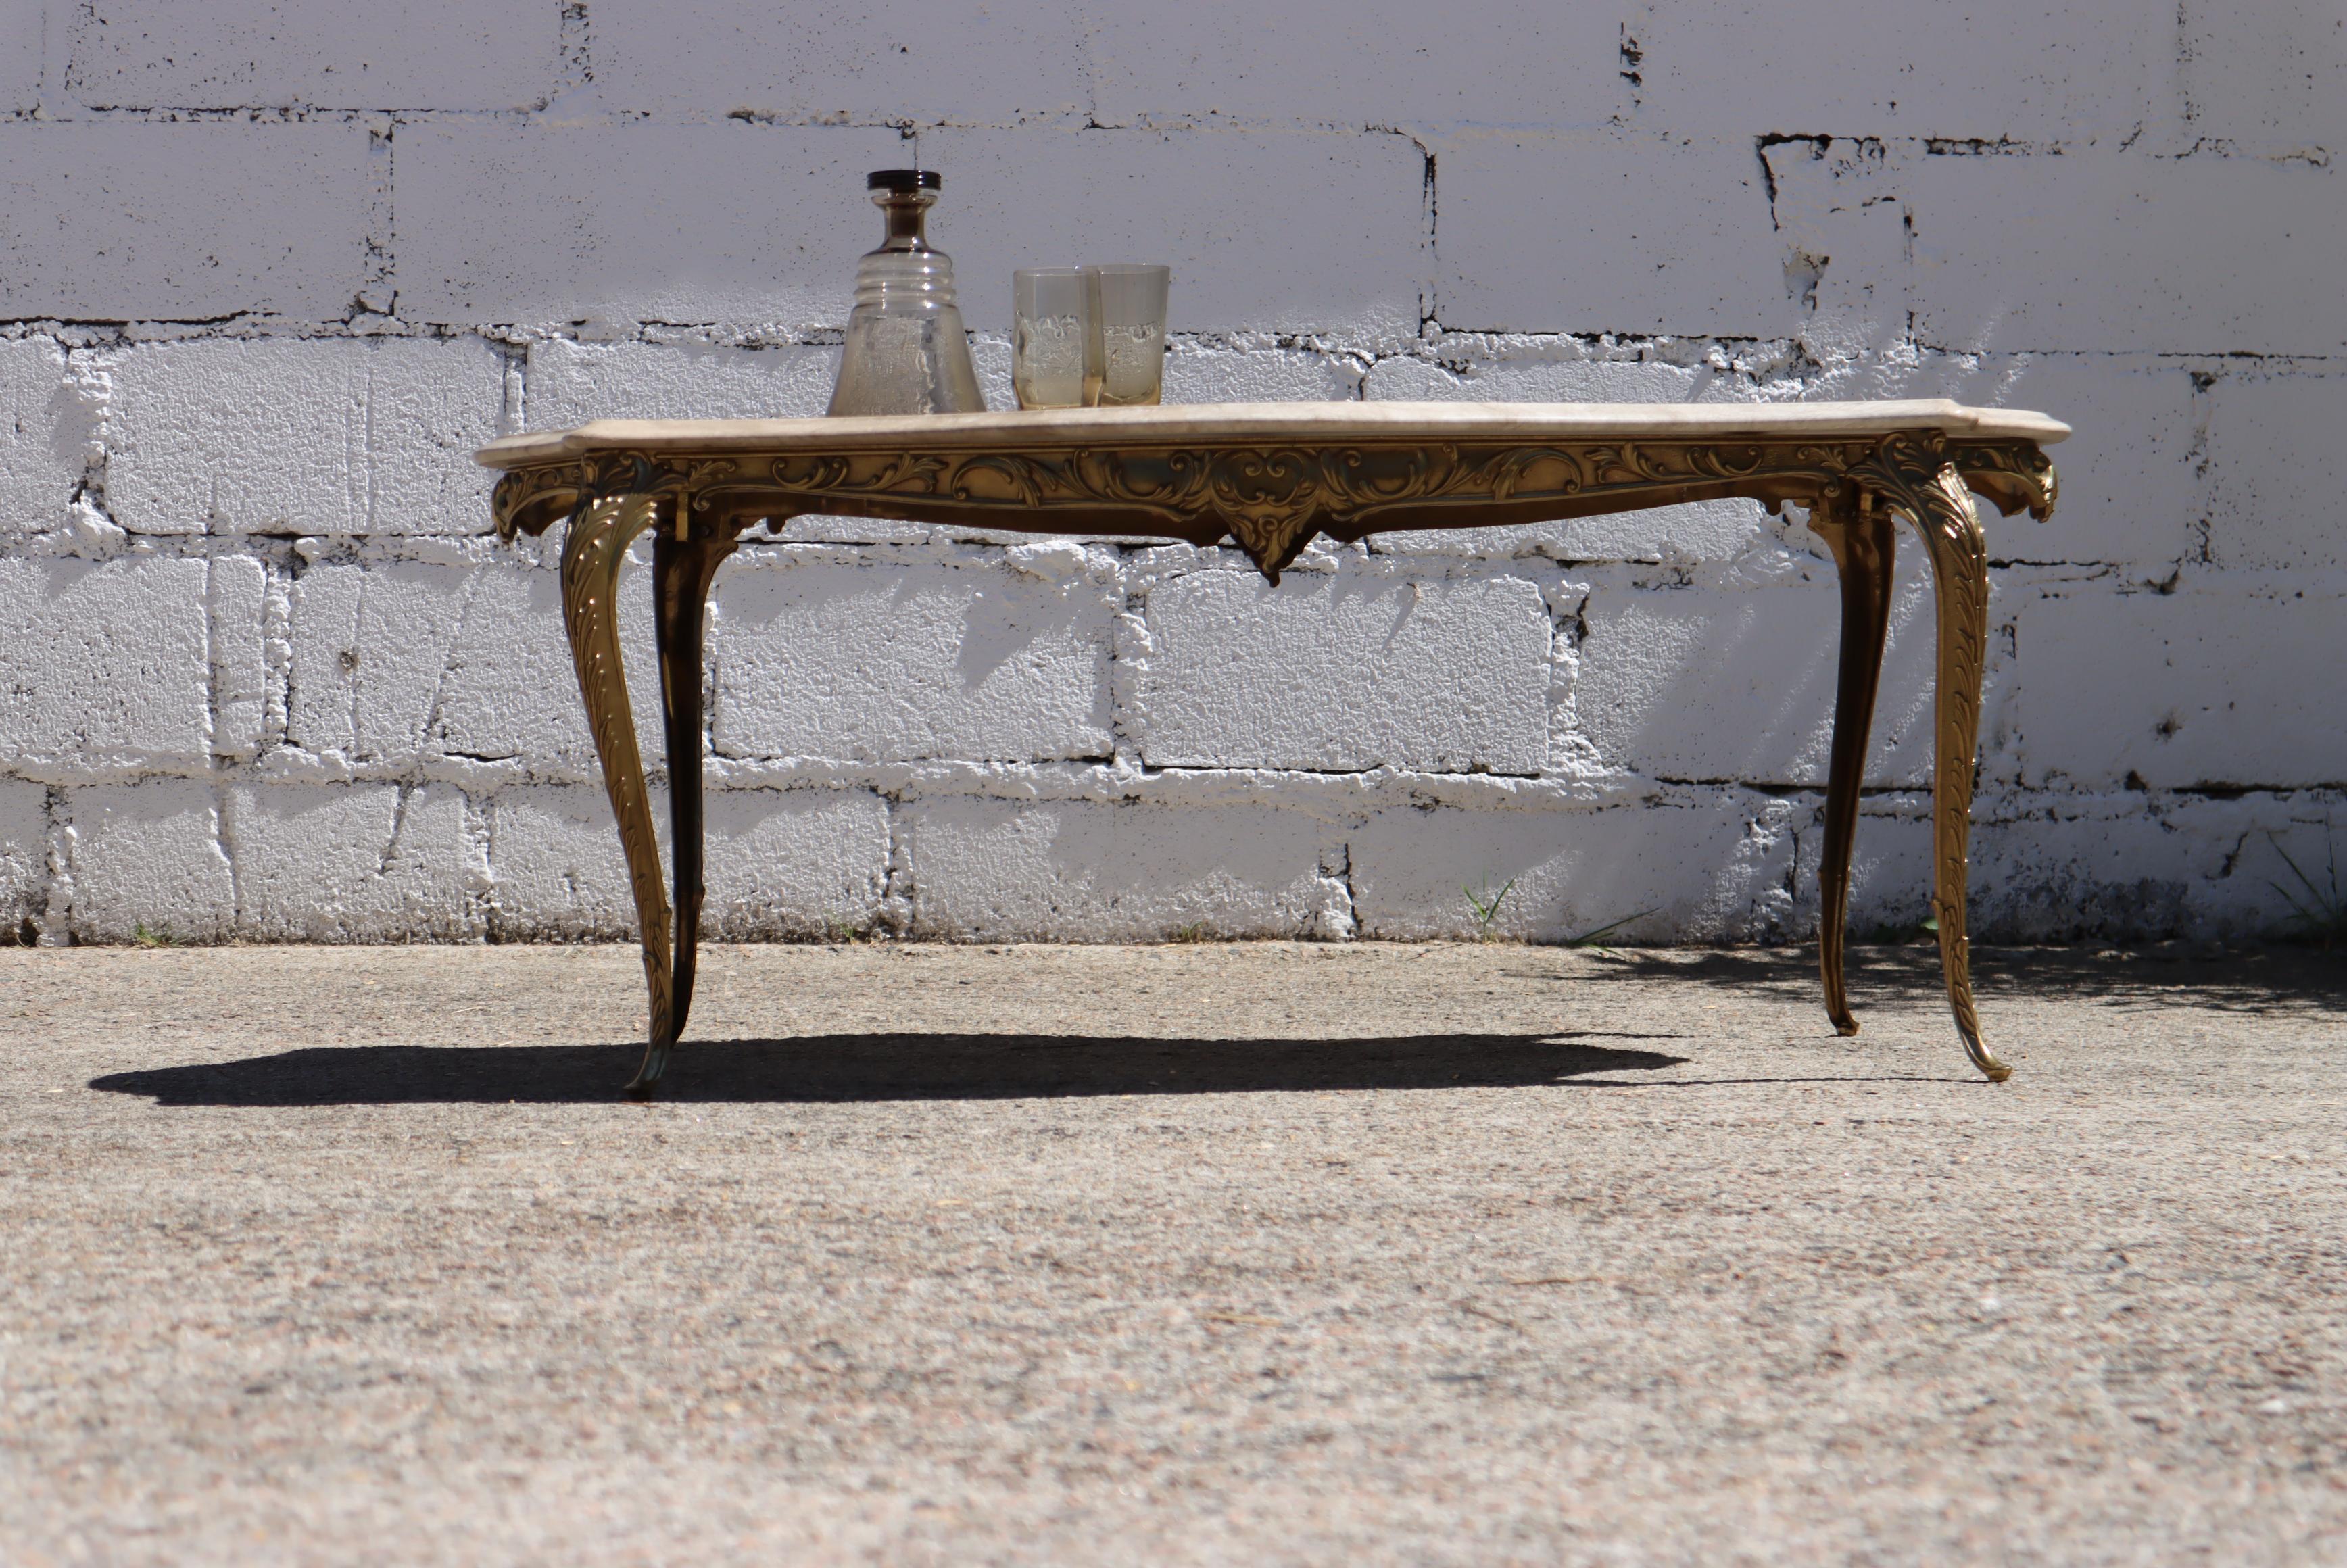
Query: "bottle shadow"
89 1030 1694 1107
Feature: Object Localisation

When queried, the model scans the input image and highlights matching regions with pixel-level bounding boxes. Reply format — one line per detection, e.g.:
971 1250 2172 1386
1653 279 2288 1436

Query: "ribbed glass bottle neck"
853 189 960 311
852 249 959 312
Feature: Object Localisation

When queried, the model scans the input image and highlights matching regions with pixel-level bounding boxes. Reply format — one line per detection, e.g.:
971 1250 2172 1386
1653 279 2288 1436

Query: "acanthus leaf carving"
497 433 2054 585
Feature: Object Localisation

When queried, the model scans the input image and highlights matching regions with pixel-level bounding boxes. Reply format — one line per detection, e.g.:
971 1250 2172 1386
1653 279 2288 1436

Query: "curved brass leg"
653 517 739 1076
1855 437 2010 1083
559 493 675 1096
1810 489 1896 1038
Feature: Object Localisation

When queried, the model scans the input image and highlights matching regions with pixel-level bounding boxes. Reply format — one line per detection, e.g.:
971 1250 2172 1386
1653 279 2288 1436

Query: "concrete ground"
2 939 2342 1565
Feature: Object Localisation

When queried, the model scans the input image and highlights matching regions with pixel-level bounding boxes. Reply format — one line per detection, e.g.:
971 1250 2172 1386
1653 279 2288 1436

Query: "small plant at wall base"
1564 910 1659 954
1860 912 1939 946
1464 876 1517 942
130 923 180 949
2267 823 2345 952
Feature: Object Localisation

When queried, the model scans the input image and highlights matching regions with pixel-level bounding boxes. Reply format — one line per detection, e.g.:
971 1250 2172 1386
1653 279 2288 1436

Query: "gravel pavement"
3 939 2343 1565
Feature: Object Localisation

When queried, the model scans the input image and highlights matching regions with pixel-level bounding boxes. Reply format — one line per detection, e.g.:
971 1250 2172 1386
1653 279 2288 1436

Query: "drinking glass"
1087 264 1170 406
1013 268 1103 410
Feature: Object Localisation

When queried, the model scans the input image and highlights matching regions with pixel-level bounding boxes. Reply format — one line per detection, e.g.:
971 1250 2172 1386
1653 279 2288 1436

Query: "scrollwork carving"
500 433 2058 579
743 435 1921 577
1952 439 2059 524
495 455 740 541
500 433 2055 576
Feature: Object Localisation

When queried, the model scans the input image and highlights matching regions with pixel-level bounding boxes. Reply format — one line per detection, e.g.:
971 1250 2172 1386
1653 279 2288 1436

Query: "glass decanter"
826 169 986 417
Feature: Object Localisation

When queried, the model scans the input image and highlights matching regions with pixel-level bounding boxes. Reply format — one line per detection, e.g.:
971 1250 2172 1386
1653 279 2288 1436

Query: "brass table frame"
479 403 2063 1096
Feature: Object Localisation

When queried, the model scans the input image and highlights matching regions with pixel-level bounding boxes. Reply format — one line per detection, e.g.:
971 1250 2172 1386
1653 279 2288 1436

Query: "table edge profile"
473 399 2068 470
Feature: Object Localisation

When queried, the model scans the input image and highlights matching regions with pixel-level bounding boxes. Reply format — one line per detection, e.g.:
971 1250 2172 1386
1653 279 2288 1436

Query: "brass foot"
1951 985 2013 1083
623 1042 671 1100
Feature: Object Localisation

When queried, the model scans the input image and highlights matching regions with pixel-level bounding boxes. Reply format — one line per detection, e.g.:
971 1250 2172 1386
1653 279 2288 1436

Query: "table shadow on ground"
1511 945 2347 1017
91 1031 1695 1106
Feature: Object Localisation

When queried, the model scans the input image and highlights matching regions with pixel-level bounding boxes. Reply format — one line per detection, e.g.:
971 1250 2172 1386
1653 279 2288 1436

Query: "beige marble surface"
475 398 2068 468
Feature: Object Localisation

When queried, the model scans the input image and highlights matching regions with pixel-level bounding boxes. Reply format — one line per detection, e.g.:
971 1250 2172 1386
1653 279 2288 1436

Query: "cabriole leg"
652 514 739 1085
1810 487 1896 1039
558 493 676 1096
1857 443 2010 1083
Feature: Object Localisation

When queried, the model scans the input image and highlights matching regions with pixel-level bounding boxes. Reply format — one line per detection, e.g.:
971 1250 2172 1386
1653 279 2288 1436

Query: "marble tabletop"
474 398 2069 469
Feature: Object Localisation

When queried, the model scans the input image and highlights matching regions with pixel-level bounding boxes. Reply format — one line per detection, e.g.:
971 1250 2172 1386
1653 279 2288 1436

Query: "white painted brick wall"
431 551 662 782
590 1 1090 125
2014 580 2347 791
1088 1 1622 131
64 780 234 943
0 556 212 769
712 556 1116 765
66 1 560 112
2205 370 2347 571
395 122 904 329
0 0 2336 949
0 121 371 320
1791 793 2333 946
1437 132 1785 335
485 783 667 941
918 127 1428 337
105 336 503 536
701 789 893 941
2178 4 2347 150
525 339 837 427
1631 2 2177 142
208 554 268 758
1350 792 1800 943
1132 566 1553 774
1574 558 1942 788
0 9 39 116
285 556 473 767
0 336 82 538
1769 141 2347 358
900 798 1351 942
1161 345 1359 406
226 782 475 940
1848 353 2202 570
0 779 45 933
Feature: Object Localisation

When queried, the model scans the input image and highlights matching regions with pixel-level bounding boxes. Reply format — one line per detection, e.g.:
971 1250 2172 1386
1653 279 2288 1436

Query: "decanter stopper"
826 169 987 417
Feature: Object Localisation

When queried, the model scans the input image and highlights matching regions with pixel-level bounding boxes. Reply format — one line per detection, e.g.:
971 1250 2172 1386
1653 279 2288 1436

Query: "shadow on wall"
1578 519 1941 793
91 1030 1691 1105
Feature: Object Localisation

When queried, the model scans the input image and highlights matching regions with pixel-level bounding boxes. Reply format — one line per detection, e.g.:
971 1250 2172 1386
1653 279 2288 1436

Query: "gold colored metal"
648 506 738 1093
1850 434 2012 1083
1807 485 1895 1042
557 491 674 1092
495 417 2058 1093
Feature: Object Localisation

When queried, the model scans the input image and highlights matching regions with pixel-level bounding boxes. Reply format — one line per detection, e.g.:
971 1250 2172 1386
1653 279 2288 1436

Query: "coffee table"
477 401 2066 1094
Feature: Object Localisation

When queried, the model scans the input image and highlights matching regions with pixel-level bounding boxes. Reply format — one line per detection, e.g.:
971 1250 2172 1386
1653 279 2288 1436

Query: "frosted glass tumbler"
1013 268 1103 410
1088 264 1170 406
